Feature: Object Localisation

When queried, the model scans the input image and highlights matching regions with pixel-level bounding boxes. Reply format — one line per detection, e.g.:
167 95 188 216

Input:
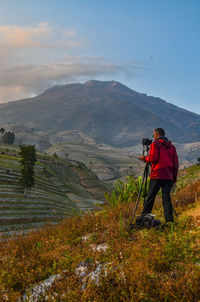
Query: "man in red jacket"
139 128 179 223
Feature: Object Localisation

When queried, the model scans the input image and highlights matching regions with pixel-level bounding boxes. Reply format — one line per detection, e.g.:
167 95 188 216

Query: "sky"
0 0 199 114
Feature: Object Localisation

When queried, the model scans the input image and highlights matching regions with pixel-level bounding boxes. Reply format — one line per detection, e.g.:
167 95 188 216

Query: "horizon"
0 0 199 114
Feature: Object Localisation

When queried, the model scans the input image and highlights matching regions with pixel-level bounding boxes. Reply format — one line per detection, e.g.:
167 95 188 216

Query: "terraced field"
0 146 111 238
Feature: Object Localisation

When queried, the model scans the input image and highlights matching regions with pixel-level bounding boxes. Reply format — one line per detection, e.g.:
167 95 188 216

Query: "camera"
142 138 152 146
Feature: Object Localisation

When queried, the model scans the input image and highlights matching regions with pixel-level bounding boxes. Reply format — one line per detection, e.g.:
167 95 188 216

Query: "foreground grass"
0 177 199 301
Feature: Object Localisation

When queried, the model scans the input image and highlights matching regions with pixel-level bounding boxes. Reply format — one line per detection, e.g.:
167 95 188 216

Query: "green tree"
0 128 5 137
197 157 200 165
2 131 15 144
19 145 37 197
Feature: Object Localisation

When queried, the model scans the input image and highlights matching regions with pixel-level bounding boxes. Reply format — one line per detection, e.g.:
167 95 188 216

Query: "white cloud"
0 23 149 103
0 23 85 64
0 22 52 47
0 59 124 102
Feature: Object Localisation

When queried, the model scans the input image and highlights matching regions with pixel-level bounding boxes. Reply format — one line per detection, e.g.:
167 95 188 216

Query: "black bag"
130 214 161 230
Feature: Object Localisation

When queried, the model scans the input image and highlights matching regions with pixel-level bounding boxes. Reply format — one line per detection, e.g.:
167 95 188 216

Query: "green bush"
105 175 150 206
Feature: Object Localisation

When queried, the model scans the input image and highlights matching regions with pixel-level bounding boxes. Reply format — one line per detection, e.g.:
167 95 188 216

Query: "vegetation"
0 128 5 137
0 165 199 301
19 145 37 197
2 131 15 144
104 175 150 206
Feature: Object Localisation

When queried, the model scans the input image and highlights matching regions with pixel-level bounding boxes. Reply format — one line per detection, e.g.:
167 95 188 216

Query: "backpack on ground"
130 214 161 230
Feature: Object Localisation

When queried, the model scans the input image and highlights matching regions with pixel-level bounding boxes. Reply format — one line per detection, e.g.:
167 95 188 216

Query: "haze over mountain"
1 80 200 147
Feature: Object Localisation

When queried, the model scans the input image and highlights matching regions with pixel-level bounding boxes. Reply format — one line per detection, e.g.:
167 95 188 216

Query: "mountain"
0 80 200 147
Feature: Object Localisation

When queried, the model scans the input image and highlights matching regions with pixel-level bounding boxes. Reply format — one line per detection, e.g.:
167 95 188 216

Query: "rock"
81 234 93 242
75 260 111 289
20 274 61 302
90 243 109 252
75 260 91 278
75 259 93 290
88 263 110 286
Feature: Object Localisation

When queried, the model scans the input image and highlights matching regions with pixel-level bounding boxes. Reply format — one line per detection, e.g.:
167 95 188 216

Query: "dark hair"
154 128 165 137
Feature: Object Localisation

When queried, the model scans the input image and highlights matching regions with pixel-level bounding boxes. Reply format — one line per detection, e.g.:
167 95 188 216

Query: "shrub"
104 176 150 206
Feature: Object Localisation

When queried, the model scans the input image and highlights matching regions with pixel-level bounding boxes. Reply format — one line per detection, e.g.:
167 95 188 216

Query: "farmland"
0 145 111 237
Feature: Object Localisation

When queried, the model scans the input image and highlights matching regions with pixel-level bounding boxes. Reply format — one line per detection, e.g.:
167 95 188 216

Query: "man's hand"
139 155 145 161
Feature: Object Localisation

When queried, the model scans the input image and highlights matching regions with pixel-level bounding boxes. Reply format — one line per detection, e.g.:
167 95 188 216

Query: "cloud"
0 58 125 102
0 23 85 65
0 23 52 64
0 23 93 101
0 23 149 102
0 22 51 47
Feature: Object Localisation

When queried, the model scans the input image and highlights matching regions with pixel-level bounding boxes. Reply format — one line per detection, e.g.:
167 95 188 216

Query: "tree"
197 157 200 165
0 128 5 137
0 128 5 144
19 145 37 197
2 131 15 144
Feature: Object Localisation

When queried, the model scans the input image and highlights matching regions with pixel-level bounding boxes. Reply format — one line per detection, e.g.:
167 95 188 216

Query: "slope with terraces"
0 145 111 237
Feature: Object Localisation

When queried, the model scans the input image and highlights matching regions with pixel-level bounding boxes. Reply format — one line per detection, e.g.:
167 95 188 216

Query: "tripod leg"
172 206 178 218
132 163 148 221
143 164 149 203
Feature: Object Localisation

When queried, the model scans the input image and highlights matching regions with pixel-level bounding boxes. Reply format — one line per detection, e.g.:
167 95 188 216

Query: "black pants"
142 179 174 222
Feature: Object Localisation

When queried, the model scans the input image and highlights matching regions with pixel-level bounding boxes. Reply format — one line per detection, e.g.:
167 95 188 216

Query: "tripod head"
142 144 150 156
142 138 152 155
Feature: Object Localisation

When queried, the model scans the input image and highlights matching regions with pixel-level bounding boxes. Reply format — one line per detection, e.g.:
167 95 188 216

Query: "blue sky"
0 0 199 114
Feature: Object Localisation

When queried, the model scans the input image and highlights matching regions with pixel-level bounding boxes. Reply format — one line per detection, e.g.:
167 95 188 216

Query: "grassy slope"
176 164 200 188
0 145 111 236
0 165 199 301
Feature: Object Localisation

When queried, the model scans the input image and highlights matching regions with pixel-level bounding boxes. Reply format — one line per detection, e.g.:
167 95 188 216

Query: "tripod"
132 145 150 222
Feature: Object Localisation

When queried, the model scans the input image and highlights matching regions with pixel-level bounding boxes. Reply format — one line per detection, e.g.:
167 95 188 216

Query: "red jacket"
144 137 179 183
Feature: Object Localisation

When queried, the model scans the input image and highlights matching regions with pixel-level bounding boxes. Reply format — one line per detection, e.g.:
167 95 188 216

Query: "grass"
176 164 200 190
0 170 199 301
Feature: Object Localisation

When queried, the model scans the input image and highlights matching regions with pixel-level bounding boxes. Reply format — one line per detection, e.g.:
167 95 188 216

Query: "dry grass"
173 179 200 208
0 179 199 301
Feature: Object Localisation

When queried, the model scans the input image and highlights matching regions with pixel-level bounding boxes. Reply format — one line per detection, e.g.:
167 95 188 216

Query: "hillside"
0 165 199 301
0 80 200 147
45 137 143 183
0 145 112 237
1 125 144 183
1 122 200 180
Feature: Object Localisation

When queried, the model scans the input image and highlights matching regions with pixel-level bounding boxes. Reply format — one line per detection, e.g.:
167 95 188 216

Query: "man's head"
153 128 165 140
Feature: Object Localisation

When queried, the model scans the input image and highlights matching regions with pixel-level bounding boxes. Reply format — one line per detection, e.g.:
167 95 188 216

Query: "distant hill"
0 145 111 236
0 80 200 147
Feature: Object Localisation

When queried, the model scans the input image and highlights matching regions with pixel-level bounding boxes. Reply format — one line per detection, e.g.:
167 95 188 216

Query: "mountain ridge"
0 80 200 147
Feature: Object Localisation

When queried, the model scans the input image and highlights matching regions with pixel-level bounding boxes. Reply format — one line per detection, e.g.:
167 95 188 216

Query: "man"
139 128 179 223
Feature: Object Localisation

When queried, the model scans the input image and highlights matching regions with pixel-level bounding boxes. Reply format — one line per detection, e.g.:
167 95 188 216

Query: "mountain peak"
84 80 116 86
84 80 131 91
